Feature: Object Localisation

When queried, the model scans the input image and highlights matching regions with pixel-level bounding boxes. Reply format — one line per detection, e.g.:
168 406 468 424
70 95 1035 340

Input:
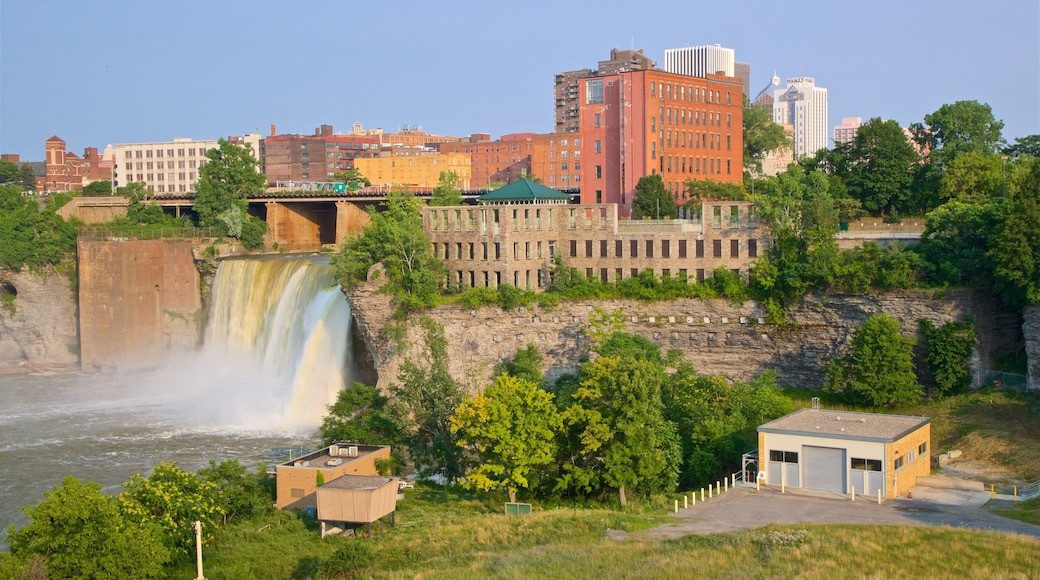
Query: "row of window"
654 109 730 130
450 266 732 291
122 160 198 170
126 172 195 182
569 238 757 260
659 155 732 176
656 131 730 151
895 442 928 470
651 81 732 106
546 150 580 159
125 148 207 159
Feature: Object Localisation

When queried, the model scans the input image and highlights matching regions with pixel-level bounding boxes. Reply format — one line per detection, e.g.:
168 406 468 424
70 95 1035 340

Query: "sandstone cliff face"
348 284 1022 393
0 266 79 373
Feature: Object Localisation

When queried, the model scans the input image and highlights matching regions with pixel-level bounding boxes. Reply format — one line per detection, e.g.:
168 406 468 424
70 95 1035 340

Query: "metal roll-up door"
769 461 782 485
803 446 845 493
870 471 884 497
851 468 885 497
785 462 800 487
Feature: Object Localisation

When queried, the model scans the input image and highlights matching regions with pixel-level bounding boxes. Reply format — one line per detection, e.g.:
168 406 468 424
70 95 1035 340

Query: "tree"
6 477 169 579
0 159 19 184
118 463 224 559
844 118 920 216
685 178 747 202
492 342 545 386
0 184 77 269
388 316 466 482
991 157 1040 305
631 173 675 219
451 374 561 502
429 171 463 206
193 138 267 248
118 182 170 225
1004 134 1040 159
917 198 1004 288
939 151 1004 202
332 187 444 311
919 319 977 397
560 354 680 506
82 180 112 196
743 95 790 175
825 314 922 407
197 460 273 524
921 100 1005 165
17 163 36 192
331 168 371 191
319 382 399 446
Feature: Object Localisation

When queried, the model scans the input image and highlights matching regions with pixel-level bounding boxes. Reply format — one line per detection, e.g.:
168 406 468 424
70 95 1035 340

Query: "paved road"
643 484 1040 540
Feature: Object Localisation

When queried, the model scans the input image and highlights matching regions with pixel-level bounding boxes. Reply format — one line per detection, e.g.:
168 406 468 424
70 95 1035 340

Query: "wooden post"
193 521 205 580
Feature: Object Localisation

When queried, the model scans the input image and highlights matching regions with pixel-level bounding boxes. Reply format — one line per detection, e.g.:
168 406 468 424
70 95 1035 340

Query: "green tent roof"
476 179 572 203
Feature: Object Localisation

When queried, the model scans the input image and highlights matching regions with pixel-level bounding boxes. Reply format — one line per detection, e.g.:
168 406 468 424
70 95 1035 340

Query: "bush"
320 539 374 577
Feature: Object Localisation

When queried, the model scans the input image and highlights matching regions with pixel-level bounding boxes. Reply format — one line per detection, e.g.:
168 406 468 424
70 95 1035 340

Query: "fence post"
684 495 688 509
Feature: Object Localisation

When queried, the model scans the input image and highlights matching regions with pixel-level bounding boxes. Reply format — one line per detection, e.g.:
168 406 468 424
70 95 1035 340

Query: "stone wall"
348 283 1022 394
1024 304 1040 390
0 266 79 373
78 239 204 370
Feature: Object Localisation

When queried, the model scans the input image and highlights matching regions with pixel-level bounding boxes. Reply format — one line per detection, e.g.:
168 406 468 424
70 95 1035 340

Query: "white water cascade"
196 256 355 428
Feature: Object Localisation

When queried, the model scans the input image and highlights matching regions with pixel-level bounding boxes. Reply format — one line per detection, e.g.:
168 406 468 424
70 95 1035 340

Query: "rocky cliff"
348 284 1023 393
0 266 79 373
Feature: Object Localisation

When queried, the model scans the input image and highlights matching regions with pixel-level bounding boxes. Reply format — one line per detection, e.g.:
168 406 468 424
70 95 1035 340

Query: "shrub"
320 540 374 577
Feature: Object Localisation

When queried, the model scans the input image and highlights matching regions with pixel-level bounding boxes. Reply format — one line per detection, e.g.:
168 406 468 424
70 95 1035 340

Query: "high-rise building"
833 117 863 145
579 69 743 217
665 44 750 98
772 77 828 158
112 138 217 194
554 48 655 134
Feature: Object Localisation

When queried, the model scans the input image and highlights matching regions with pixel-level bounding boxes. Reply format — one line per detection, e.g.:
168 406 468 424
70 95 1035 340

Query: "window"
730 239 739 257
586 79 604 104
679 239 687 258
595 140 601 154
600 240 608 257
713 239 722 258
645 240 654 258
630 239 638 258
919 442 928 455
615 240 623 257
569 240 577 257
595 190 602 203
585 240 593 257
594 113 601 128
291 488 305 499
696 239 704 258
851 458 882 471
595 165 602 179
769 450 799 463
895 456 905 470
748 239 757 258
662 240 670 258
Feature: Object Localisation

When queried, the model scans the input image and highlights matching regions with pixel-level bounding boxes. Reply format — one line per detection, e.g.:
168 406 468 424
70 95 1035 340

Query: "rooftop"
280 443 387 469
477 179 572 204
320 475 396 491
758 408 929 442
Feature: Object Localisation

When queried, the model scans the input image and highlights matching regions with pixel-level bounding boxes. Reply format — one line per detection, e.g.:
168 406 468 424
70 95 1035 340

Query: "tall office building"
665 44 750 98
772 77 828 158
554 48 655 133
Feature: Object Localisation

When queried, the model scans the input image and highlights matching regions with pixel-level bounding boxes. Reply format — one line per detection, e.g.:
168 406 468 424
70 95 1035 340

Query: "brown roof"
759 408 929 442
46 135 65 143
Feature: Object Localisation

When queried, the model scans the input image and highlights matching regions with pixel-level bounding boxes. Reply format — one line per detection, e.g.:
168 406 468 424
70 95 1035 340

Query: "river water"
0 256 357 544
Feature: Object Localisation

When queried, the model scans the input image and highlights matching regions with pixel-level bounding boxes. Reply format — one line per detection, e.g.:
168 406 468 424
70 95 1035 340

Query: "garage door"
851 469 885 498
803 446 846 493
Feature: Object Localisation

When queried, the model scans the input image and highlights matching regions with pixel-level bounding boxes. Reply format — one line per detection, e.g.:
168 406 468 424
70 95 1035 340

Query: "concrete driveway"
644 484 1040 540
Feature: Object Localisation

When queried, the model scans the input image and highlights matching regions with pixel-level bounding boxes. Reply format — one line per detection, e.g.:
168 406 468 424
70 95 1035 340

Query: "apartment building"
261 124 380 184
437 133 534 190
554 48 656 134
579 68 744 217
111 137 216 194
530 133 581 190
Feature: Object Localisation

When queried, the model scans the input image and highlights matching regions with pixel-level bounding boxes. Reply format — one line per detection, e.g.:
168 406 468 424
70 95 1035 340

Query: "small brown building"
275 443 391 510
315 475 399 537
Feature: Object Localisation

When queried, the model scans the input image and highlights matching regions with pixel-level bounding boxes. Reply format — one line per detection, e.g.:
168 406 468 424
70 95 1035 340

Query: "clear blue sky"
1 0 1037 160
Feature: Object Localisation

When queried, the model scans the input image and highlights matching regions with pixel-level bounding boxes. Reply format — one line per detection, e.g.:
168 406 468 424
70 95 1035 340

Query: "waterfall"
199 256 354 428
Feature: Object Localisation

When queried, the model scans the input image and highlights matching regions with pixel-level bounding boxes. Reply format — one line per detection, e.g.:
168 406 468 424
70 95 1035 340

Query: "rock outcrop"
348 284 1022 393
0 266 79 373
1023 304 1040 390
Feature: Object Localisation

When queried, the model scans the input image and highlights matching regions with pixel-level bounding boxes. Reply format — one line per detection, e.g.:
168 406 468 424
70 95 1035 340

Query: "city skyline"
1 0 1036 160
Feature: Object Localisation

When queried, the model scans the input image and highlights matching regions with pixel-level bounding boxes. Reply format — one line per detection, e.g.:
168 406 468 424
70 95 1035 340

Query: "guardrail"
1020 480 1040 501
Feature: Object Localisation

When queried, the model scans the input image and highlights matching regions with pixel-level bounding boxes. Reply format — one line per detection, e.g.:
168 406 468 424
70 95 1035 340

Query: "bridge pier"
265 201 322 251
335 201 370 245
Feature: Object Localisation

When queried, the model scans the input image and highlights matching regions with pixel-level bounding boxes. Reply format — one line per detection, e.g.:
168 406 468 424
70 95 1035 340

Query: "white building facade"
664 44 735 77
112 137 217 194
773 77 829 158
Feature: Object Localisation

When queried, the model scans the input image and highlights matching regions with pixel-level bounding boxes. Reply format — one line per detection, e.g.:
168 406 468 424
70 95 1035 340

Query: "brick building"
353 151 472 189
579 69 744 217
555 48 656 134
424 185 766 291
530 133 582 190
261 124 380 184
437 133 534 190
42 136 113 192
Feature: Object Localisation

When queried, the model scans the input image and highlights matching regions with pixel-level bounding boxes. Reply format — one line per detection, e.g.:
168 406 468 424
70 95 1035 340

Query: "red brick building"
261 124 380 184
437 133 534 190
579 69 743 218
42 136 113 192
530 133 581 191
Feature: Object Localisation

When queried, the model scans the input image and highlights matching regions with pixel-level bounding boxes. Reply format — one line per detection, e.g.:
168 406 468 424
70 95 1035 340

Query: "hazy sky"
1 0 1037 159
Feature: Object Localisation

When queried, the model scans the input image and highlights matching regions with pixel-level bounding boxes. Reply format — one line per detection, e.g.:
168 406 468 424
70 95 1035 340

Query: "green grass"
995 496 1040 527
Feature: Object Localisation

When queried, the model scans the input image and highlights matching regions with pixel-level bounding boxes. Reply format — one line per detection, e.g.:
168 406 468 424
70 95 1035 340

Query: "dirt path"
640 484 1040 540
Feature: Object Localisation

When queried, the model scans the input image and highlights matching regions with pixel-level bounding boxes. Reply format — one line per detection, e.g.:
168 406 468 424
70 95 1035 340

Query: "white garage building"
757 405 930 499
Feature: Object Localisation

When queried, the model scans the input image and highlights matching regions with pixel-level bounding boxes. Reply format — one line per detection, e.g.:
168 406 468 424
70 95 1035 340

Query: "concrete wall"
78 239 202 370
57 197 129 225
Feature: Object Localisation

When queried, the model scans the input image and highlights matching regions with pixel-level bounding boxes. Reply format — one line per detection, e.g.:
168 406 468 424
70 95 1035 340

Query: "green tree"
429 170 464 206
118 182 170 225
6 477 169 579
991 157 1040 305
920 100 1006 165
919 319 977 397
82 180 112 196
118 463 224 559
193 138 267 249
17 163 36 192
451 374 561 502
939 151 1004 202
331 168 371 191
1004 134 1040 159
631 173 676 219
917 198 1004 288
493 342 545 386
0 184 77 269
388 316 466 482
825 313 922 407
197 459 273 524
743 95 790 175
332 187 444 311
319 382 399 446
685 178 747 201
561 354 680 506
0 159 20 184
844 118 920 216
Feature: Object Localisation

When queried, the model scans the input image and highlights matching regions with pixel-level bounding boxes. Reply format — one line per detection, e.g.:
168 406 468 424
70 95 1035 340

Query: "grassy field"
172 486 1040 579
